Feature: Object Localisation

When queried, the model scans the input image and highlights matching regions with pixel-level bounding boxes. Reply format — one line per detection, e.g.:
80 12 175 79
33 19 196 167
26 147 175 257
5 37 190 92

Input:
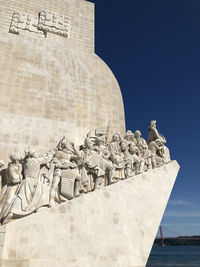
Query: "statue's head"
95 136 106 146
124 130 134 141
26 149 37 158
148 120 156 130
135 130 141 138
60 139 74 153
84 137 93 149
10 153 21 162
129 145 138 154
120 140 128 151
112 133 120 142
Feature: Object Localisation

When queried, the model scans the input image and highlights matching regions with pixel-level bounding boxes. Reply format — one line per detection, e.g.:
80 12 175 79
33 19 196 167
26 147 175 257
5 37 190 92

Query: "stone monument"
0 0 125 162
0 1 179 267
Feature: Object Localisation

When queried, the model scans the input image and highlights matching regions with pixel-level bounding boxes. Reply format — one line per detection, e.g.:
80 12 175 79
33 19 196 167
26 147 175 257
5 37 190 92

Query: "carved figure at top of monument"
0 153 22 224
147 120 171 163
147 120 166 144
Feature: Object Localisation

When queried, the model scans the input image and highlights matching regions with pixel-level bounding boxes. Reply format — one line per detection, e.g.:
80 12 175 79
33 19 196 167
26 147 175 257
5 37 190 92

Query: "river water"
146 245 200 267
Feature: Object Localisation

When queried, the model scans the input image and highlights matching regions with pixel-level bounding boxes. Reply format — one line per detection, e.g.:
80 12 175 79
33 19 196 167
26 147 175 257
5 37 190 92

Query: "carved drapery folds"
0 121 171 225
9 11 70 38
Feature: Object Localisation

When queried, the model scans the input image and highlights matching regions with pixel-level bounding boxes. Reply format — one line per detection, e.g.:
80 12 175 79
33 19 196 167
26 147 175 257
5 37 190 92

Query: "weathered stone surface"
0 161 179 267
0 0 125 162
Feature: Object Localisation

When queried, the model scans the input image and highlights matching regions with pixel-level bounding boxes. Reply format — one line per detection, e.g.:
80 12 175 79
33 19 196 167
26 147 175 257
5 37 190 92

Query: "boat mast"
159 226 165 246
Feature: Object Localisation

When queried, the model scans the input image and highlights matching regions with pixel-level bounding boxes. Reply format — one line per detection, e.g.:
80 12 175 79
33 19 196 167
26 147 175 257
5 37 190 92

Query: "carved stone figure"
141 145 154 171
134 131 154 171
109 134 125 180
148 140 165 167
124 130 136 145
148 120 166 144
82 138 105 189
79 137 114 190
49 158 78 206
135 130 147 155
55 137 82 198
128 145 145 175
56 136 75 160
148 120 170 164
0 153 22 224
2 150 53 224
0 122 171 224
109 133 122 163
93 136 110 160
120 140 132 179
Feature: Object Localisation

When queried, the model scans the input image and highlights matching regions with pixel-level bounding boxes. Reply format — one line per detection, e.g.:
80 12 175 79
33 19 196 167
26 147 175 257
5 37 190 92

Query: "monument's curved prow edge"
0 0 125 162
0 161 180 267
94 53 125 110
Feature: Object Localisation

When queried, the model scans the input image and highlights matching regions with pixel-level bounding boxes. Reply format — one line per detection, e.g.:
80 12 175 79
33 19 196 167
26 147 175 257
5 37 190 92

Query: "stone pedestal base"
0 161 179 267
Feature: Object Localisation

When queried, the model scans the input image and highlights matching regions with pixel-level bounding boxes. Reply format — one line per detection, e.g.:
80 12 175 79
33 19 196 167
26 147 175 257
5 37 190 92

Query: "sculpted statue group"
0 120 170 225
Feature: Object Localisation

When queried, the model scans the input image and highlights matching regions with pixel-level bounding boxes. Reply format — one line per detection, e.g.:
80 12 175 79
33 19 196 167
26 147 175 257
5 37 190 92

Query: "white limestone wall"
0 0 125 162
0 161 180 267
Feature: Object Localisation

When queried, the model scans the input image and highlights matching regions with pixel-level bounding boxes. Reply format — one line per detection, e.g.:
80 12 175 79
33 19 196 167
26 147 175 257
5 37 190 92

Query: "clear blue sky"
93 0 200 237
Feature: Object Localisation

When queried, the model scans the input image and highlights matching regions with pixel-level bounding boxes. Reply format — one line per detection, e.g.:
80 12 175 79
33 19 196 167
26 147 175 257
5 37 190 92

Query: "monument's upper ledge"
0 0 95 52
